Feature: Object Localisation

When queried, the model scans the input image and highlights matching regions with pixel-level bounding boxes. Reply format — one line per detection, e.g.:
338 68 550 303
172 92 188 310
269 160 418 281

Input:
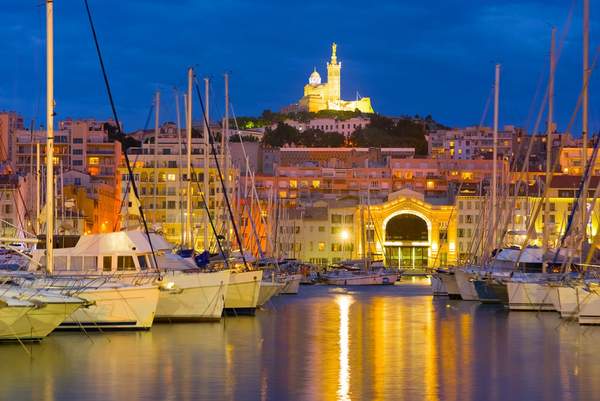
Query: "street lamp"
340 229 351 260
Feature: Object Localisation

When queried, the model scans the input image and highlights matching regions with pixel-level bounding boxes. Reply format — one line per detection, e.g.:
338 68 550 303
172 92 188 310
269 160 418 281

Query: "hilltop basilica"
296 43 374 113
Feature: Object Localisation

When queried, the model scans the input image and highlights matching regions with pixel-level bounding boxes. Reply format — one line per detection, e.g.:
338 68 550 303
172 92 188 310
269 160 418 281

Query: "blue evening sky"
0 0 598 133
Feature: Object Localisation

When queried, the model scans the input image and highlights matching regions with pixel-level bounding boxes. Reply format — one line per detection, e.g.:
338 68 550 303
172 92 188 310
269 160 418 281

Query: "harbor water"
1 278 598 401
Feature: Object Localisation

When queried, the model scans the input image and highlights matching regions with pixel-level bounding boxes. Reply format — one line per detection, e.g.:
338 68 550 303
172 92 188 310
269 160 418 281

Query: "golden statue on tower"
298 43 374 113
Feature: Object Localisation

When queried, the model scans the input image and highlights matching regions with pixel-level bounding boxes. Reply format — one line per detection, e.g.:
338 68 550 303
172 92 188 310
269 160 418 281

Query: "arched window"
385 214 428 242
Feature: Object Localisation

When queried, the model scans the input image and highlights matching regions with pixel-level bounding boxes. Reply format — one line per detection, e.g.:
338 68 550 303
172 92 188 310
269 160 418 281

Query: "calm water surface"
1 278 599 401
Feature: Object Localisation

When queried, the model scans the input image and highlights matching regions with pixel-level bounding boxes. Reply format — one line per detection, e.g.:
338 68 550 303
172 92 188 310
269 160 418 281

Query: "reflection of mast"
45 0 55 272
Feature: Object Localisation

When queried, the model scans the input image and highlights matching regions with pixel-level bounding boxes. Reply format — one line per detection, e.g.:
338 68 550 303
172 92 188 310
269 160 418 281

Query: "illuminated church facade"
298 43 374 114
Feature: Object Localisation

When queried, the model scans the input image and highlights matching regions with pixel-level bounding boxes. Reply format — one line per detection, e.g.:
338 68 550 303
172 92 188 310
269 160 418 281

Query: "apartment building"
427 125 520 160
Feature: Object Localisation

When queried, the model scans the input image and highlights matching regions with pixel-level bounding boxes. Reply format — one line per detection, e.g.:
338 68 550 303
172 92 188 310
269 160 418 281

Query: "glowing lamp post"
340 230 351 260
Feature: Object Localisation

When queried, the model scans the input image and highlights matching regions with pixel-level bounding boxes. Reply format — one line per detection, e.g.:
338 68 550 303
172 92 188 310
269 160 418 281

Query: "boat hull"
577 285 600 325
0 305 31 340
325 272 398 286
155 270 230 322
8 302 82 340
437 271 461 299
473 279 501 303
455 269 479 301
224 270 263 315
257 281 283 307
430 274 447 296
507 281 556 311
61 285 159 330
281 274 302 294
553 285 580 319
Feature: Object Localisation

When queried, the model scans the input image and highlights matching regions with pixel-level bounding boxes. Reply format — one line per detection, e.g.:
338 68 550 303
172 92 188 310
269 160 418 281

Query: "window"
312 180 320 189
88 157 100 165
331 214 342 224
137 255 148 270
457 229 465 238
344 215 353 224
73 138 83 144
318 242 325 251
331 243 343 252
318 226 325 232
70 256 83 271
117 256 136 271
54 256 68 271
331 227 342 234
167 173 176 181
103 256 112 272
84 256 97 271
73 149 83 155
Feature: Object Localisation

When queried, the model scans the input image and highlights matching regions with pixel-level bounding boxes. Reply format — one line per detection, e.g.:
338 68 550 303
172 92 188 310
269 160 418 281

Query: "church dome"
308 69 321 86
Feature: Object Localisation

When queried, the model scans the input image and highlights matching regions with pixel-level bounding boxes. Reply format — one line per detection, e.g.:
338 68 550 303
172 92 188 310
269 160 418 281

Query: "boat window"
54 256 68 271
117 256 136 271
84 256 97 271
103 256 112 272
137 255 148 270
70 256 83 271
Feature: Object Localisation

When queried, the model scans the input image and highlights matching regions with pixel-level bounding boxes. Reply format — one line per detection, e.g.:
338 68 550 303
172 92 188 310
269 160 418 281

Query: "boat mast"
45 0 54 273
581 0 590 244
36 142 41 235
203 78 210 251
153 90 160 227
174 89 184 246
222 73 230 248
543 27 556 272
491 64 500 248
186 67 194 250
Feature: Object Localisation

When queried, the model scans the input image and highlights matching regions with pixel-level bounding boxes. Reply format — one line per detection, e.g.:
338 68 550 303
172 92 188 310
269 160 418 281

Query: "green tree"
261 123 300 147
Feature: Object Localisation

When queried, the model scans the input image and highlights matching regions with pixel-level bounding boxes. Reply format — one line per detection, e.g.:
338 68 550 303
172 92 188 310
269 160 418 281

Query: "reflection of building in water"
294 43 374 113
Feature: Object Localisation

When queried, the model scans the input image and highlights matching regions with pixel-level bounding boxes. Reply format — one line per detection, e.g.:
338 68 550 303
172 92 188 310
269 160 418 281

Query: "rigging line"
515 46 600 268
113 102 154 232
177 113 229 267
193 78 249 270
82 0 159 273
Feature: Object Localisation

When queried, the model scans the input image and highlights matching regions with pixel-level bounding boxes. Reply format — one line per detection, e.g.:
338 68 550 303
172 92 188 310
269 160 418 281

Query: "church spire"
330 42 338 64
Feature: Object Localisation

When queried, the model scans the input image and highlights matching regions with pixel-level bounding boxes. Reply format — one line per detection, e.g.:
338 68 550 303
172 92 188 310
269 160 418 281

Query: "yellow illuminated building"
299 43 374 113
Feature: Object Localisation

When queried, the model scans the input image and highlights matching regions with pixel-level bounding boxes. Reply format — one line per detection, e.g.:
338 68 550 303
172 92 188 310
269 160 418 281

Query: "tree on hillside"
350 115 428 155
261 123 300 147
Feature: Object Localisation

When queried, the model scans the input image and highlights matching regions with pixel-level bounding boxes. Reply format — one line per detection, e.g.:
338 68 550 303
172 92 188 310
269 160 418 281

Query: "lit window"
289 180 298 189
318 242 325 251
312 180 320 189
88 157 100 165
167 173 176 181
427 181 435 189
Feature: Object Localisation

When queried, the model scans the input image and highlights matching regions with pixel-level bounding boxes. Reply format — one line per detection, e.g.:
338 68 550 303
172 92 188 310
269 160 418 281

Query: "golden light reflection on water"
5 281 600 401
336 294 354 401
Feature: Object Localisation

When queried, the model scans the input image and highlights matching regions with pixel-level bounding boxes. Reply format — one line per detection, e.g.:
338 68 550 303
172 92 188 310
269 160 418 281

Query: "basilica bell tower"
326 42 341 102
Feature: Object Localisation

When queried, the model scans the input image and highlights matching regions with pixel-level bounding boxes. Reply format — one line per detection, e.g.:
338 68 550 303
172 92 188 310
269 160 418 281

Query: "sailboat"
20 0 161 331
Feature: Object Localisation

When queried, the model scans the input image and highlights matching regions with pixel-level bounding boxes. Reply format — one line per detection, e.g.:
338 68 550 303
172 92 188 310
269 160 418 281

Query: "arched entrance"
383 212 430 268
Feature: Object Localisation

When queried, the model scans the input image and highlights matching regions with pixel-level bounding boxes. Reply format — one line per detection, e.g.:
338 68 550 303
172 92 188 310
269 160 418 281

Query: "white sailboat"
1 284 85 337
38 0 161 331
0 295 34 341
